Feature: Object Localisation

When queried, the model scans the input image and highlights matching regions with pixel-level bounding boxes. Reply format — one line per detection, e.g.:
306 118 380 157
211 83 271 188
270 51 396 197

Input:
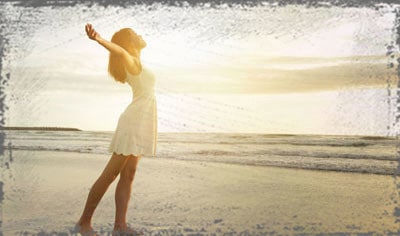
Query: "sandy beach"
1 149 399 235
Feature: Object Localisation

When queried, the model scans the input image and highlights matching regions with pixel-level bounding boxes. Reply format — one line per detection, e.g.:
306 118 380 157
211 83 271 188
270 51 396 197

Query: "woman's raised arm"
85 23 139 73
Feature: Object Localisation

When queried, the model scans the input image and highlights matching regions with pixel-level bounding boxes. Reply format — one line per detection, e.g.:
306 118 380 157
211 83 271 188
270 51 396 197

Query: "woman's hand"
85 23 101 42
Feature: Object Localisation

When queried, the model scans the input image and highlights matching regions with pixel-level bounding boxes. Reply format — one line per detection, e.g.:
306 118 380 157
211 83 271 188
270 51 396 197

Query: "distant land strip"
0 126 81 131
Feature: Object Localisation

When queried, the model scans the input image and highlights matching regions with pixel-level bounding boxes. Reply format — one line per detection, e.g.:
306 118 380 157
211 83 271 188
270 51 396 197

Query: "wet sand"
2 150 400 235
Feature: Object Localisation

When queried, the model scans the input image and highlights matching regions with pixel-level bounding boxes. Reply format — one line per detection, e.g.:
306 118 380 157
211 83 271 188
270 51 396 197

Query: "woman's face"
138 35 147 49
131 30 146 50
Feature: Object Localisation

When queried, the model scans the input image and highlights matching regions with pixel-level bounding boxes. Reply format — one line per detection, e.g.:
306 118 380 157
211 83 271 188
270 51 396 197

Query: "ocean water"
2 130 400 175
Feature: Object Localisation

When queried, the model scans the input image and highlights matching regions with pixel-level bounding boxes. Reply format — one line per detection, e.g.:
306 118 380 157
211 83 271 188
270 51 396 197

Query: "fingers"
86 23 93 30
85 23 91 37
85 25 89 36
85 23 91 33
86 24 93 35
85 23 97 39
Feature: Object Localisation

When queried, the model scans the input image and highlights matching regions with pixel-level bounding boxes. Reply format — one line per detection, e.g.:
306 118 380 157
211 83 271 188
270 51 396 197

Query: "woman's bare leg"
114 154 141 230
76 153 129 233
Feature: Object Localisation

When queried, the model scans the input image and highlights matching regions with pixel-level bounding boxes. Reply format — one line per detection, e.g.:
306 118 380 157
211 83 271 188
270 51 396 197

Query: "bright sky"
4 3 398 136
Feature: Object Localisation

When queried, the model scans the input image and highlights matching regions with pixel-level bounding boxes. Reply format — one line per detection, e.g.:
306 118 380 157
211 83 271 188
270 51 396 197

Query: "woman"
74 23 158 236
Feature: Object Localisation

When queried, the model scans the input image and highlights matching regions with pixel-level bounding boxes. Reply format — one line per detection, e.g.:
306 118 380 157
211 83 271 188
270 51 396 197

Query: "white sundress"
108 65 158 157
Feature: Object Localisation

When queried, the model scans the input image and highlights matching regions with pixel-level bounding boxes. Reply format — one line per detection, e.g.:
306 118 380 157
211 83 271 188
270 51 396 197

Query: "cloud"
155 55 395 94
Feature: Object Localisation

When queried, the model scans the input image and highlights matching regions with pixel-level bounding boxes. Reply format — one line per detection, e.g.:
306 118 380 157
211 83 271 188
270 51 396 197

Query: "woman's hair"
108 28 141 83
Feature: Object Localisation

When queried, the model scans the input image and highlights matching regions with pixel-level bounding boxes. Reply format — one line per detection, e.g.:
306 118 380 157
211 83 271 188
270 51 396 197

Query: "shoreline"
2 128 398 139
4 147 399 176
0 126 81 131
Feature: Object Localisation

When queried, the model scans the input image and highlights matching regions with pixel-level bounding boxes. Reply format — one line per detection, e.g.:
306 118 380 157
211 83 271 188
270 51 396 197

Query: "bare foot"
74 222 99 236
112 225 144 236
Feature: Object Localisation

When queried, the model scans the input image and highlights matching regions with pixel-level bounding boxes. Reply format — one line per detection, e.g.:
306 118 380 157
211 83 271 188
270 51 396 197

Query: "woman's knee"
100 153 130 182
100 170 119 183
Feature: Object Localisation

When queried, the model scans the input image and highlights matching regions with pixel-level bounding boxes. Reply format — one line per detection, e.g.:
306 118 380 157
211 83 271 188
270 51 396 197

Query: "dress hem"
108 147 156 158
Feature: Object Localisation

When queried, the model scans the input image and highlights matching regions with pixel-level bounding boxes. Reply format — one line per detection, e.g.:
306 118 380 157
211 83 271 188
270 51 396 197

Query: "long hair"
108 28 141 83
